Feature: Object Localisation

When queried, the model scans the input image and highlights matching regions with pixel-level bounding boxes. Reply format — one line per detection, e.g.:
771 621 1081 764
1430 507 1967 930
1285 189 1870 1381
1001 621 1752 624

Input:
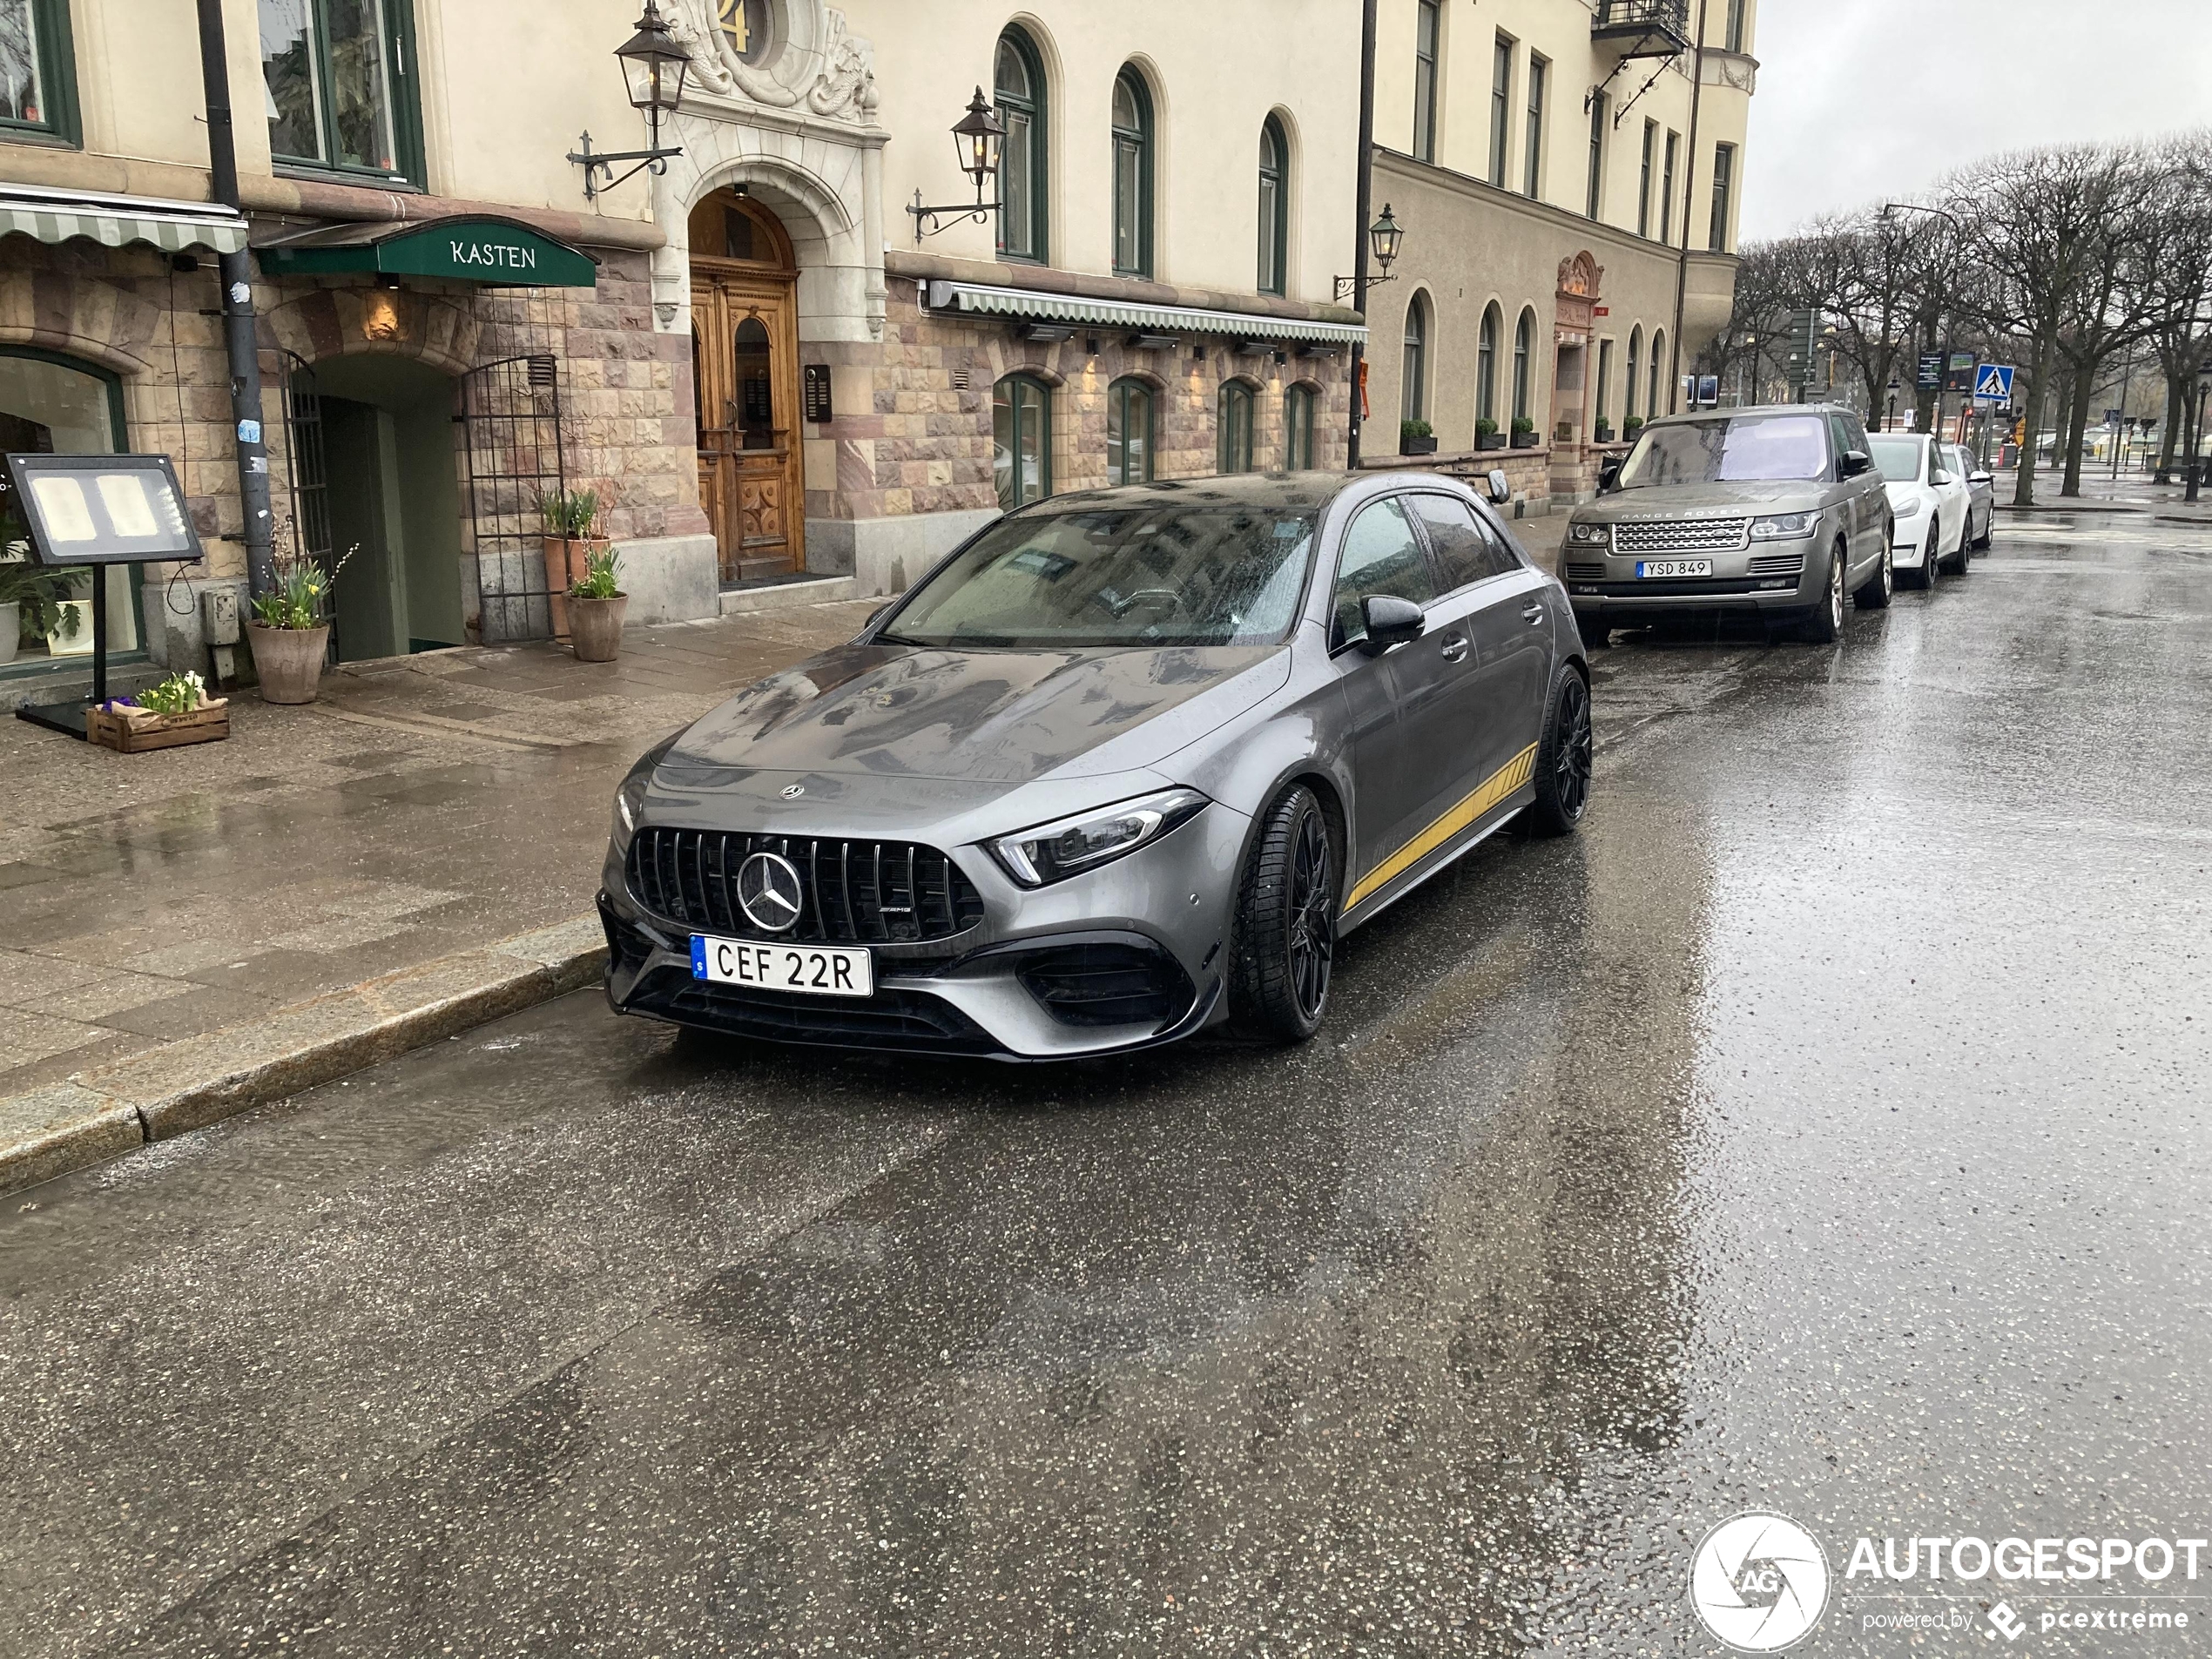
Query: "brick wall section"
811 282 1352 524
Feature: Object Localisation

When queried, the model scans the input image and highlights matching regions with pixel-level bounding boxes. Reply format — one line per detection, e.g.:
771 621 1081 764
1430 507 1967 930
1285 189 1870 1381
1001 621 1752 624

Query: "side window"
1410 494 1516 590
1332 497 1437 650
1827 415 1854 476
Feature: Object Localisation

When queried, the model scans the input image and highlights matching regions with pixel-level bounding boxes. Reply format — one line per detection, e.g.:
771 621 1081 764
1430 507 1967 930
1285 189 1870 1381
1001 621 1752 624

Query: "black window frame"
1724 0 1747 52
995 26 1049 265
1650 329 1668 416
1413 0 1440 165
1258 114 1289 297
1107 375 1154 485
1595 337 1614 431
1110 65 1153 280
1625 327 1642 421
1218 381 1256 475
1709 141 1736 253
1523 52 1547 199
1488 33 1513 187
1477 303 1500 428
1660 129 1678 245
1285 382 1316 470
1638 119 1656 237
1586 88 1605 219
0 0 79 146
994 372 1053 509
1512 307 1534 423
259 0 426 188
1401 294 1428 425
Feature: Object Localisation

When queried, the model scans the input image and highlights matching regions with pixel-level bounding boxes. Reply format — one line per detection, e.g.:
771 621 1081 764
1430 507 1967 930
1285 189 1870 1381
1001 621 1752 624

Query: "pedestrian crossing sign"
1973 364 2015 403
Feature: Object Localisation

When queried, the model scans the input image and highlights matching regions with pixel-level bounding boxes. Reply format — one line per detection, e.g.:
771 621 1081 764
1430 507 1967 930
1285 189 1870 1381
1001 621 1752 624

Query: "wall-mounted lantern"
907 89 1007 241
567 2 690 202
1335 204 1405 302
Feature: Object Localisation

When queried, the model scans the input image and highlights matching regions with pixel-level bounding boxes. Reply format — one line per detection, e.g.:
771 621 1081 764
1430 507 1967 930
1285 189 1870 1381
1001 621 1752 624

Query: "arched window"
1258 115 1288 296
1512 307 1534 425
1284 383 1316 470
994 374 1051 508
1218 381 1255 474
1111 67 1152 278
995 28 1047 262
1625 326 1642 421
1108 376 1153 484
1401 294 1428 424
1649 329 1667 416
1477 303 1501 428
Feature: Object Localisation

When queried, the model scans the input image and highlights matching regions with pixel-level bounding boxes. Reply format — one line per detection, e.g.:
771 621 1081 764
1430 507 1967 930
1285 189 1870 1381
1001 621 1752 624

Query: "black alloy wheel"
1526 665 1594 835
1231 785 1337 1043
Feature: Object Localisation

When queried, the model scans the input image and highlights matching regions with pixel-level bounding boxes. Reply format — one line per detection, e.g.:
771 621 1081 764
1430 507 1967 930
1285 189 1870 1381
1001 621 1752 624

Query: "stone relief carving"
664 0 877 125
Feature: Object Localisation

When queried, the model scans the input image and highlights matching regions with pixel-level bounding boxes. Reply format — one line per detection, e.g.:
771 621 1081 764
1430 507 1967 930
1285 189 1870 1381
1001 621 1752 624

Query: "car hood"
1580 480 1829 518
1884 481 1932 507
666 640 1292 785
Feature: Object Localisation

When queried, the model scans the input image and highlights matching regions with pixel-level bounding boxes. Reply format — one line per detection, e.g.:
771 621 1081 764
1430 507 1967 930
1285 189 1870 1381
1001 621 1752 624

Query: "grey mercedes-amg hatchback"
598 471 1592 1059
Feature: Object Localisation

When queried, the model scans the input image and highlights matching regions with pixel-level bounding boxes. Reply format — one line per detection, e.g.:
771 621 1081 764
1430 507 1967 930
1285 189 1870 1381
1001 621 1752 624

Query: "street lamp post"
2189 369 2211 504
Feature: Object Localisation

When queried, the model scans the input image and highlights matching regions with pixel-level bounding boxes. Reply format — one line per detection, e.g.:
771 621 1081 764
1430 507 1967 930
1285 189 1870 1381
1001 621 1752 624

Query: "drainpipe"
1669 0 1710 416
196 0 276 597
1345 0 1378 469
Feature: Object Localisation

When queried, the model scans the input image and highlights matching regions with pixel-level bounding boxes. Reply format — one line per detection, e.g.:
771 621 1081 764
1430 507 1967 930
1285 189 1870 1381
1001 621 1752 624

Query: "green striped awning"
924 280 1366 347
0 185 248 255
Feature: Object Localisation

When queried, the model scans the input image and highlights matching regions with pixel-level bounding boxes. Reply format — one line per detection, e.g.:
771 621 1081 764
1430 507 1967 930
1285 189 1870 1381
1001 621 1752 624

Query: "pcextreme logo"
1689 1512 1832 1651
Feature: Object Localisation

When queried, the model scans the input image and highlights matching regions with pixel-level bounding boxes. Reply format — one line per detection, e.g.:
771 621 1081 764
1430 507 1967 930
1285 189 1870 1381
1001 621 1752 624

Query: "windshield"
1866 437 1925 483
1615 415 1831 487
880 505 1318 650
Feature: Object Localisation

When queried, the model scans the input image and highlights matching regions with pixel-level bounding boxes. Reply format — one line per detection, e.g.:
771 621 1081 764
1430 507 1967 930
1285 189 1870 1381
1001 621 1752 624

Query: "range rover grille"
627 828 985 945
1611 517 1751 554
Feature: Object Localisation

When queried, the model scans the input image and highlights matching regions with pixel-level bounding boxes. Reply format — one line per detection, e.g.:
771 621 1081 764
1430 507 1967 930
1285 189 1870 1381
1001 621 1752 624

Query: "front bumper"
597 802 1251 1060
1561 533 1822 624
1892 518 1932 567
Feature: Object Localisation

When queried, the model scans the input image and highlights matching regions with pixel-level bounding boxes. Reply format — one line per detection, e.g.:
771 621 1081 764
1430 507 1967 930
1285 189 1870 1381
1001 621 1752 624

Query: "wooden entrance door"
690 192 804 583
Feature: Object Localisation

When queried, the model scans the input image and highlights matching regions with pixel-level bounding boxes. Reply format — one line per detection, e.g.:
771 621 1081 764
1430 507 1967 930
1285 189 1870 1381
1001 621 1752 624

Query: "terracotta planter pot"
569 593 628 663
541 536 609 637
247 621 331 705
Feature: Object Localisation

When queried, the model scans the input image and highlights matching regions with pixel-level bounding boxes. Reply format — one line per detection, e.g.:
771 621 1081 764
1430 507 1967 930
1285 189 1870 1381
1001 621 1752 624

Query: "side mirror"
1598 456 1624 494
1487 468 1513 504
1839 450 1875 478
1359 594 1426 655
1970 470 1993 484
1930 469 1953 487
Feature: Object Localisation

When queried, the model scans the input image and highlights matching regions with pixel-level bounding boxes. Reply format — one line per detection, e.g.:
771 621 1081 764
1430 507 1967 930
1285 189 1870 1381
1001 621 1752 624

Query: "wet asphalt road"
3 513 2209 1658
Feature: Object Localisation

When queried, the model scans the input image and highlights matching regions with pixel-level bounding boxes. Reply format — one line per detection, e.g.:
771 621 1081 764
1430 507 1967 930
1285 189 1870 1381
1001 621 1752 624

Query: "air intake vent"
1564 562 1609 582
627 829 985 945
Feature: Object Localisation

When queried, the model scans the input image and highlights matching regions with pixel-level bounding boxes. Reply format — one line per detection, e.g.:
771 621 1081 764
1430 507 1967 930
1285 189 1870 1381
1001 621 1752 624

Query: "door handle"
1521 602 1546 624
1439 632 1469 663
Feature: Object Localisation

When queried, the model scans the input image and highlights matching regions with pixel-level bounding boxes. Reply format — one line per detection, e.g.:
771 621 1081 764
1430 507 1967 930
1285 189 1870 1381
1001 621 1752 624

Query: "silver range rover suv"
1560 403 1896 644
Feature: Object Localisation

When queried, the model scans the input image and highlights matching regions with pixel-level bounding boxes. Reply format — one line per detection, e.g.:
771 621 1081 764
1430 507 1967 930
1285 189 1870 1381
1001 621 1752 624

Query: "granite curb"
0 916 608 1197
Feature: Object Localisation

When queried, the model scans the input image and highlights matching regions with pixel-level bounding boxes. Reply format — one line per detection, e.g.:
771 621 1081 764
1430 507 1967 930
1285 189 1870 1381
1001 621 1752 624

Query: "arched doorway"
294 353 466 662
690 188 804 583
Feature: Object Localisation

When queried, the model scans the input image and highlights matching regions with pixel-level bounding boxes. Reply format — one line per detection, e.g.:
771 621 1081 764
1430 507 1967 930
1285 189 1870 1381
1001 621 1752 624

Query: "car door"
1406 492 1550 802
1327 494 1444 884
1828 411 1881 577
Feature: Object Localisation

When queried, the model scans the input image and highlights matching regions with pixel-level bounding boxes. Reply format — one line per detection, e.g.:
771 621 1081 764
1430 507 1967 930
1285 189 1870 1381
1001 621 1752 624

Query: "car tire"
1229 784 1337 1044
1899 529 1935 590
1853 540 1893 609
1939 516 1971 576
1524 665 1594 837
1798 545 1845 643
1973 510 1993 551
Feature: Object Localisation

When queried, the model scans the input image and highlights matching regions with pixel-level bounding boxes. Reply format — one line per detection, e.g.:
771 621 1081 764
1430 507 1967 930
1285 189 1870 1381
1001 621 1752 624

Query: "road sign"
1916 353 1944 390
1784 309 1823 389
1945 351 1977 393
1973 364 2015 403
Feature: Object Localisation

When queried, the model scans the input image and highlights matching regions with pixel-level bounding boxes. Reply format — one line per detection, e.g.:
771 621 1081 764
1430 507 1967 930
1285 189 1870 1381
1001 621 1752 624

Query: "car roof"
1009 470 1452 518
1641 403 1853 428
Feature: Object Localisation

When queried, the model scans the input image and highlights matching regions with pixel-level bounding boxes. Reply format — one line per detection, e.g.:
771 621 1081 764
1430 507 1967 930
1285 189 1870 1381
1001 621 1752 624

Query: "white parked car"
1868 432 1971 589
1944 442 1995 552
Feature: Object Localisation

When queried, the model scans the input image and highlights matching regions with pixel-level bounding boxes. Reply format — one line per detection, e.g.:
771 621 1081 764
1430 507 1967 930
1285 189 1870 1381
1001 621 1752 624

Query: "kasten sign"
255 215 599 288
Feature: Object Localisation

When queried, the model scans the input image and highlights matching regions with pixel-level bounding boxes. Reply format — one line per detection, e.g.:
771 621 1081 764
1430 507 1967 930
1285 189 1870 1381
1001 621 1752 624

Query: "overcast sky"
1741 0 2212 242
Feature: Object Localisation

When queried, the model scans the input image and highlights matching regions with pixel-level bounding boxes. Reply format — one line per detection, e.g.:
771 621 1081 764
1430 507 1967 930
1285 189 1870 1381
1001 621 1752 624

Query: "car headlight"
988 787 1210 887
1891 495 1926 519
1748 511 1818 540
1566 520 1611 548
611 731 683 852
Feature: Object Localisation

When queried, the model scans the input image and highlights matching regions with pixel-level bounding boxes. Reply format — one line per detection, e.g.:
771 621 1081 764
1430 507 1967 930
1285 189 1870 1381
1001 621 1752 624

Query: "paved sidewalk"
1 597 877 1190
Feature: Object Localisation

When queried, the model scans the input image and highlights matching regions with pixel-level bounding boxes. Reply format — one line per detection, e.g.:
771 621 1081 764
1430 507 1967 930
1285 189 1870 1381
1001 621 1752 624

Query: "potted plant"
540 488 606 639
1474 417 1506 453
1399 418 1438 456
567 543 628 664
1623 415 1645 441
87 670 229 752
246 544 352 705
0 549 82 666
1593 418 1615 442
1510 415 1541 448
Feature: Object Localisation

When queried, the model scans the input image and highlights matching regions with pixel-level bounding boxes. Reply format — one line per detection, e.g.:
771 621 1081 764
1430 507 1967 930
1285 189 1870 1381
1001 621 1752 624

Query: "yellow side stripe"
1342 742 1538 912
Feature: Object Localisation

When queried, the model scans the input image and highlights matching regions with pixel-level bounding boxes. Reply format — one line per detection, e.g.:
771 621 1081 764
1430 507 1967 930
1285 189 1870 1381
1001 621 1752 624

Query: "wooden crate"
85 698 230 753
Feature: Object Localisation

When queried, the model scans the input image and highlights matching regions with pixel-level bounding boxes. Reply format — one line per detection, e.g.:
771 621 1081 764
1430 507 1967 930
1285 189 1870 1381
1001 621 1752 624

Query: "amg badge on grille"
736 852 806 932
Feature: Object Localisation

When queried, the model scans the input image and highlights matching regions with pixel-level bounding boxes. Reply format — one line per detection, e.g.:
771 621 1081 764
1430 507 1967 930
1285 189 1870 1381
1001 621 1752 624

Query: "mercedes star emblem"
780 783 806 798
735 852 806 933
